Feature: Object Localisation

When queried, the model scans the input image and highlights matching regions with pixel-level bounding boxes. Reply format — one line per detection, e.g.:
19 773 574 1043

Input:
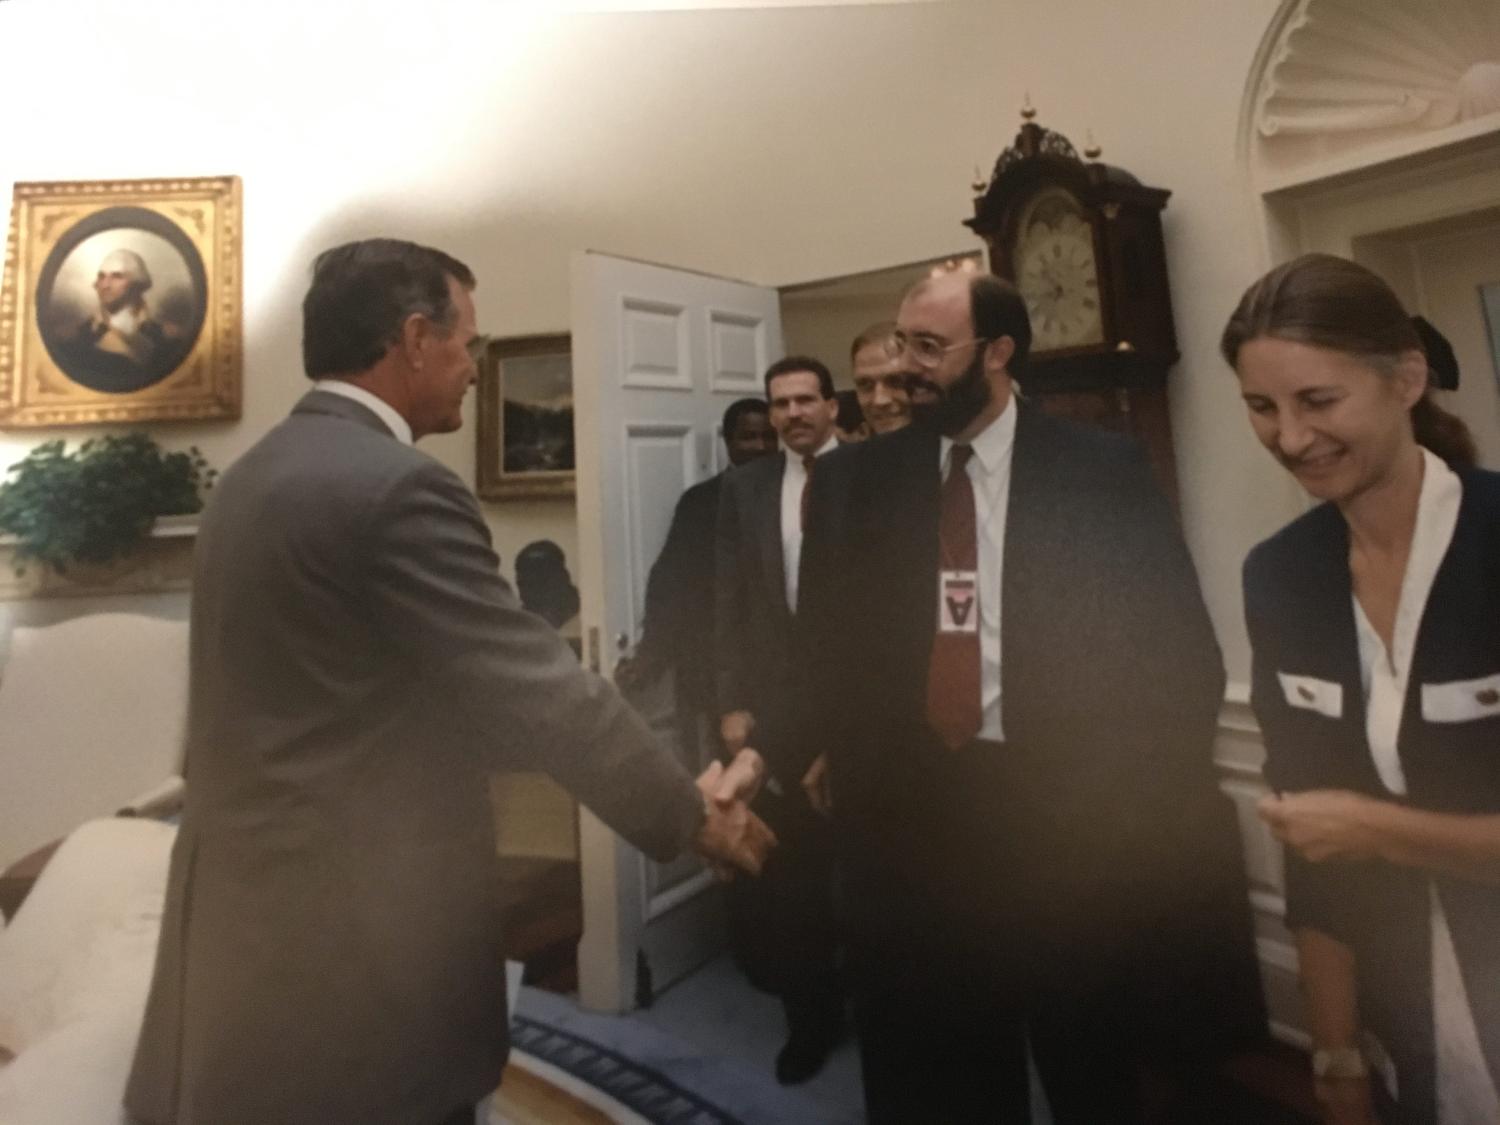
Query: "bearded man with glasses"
793 267 1264 1123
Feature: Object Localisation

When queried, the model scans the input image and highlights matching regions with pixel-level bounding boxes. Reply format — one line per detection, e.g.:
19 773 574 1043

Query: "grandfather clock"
966 104 1180 503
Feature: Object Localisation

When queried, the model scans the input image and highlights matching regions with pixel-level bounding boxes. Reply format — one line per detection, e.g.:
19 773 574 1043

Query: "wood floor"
492 1062 616 1125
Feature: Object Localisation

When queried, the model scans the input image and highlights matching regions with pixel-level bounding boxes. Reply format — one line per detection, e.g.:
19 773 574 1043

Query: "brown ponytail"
1411 395 1477 470
1221 253 1478 470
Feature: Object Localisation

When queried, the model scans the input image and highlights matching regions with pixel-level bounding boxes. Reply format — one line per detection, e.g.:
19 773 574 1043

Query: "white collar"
313 380 413 446
941 392 1016 474
785 434 838 466
104 302 150 334
1405 446 1461 614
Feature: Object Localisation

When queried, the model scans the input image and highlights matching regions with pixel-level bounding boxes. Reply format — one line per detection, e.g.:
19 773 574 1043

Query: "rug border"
510 1012 747 1125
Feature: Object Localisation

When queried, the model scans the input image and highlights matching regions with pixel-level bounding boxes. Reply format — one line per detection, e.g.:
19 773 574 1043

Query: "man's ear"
985 334 1015 375
400 312 432 369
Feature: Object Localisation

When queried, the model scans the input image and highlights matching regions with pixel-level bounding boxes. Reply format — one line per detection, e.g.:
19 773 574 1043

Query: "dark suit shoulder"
683 472 723 503
823 421 935 482
1016 403 1148 472
1012 405 1167 520
721 450 783 496
674 471 723 519
1243 500 1344 592
1458 465 1500 514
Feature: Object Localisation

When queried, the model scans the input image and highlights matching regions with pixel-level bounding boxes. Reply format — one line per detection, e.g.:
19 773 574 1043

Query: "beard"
908 349 991 437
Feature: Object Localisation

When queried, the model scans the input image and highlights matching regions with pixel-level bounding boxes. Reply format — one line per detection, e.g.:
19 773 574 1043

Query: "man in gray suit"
125 239 774 1125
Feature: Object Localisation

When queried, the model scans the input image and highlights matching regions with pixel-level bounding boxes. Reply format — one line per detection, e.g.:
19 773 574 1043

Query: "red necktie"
800 454 816 531
926 444 982 750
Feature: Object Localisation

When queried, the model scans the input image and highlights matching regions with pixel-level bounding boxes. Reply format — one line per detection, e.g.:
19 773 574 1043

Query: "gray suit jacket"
125 391 703 1125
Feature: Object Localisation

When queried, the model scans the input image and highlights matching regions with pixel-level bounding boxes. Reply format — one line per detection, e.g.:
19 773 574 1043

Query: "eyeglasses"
884 330 990 368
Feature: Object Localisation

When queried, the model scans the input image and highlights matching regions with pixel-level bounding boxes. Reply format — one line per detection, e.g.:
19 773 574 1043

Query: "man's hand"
700 747 768 807
801 753 833 817
694 750 776 879
720 710 755 755
1259 791 1385 863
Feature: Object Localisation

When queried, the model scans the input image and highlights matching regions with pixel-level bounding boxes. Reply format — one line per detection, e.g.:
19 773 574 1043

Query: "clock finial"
1021 92 1037 121
1083 130 1102 161
971 164 990 196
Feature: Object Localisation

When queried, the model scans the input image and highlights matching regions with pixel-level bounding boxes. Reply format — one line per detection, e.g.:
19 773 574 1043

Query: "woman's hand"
1314 1075 1379 1125
1258 790 1386 862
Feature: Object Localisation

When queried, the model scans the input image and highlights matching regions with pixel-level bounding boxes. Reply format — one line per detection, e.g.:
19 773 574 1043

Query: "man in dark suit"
715 356 845 1084
124 239 774 1125
797 269 1264 1123
631 398 776 753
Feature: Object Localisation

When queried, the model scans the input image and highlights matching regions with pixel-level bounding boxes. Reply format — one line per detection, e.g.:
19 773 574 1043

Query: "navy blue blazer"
1244 465 1500 1118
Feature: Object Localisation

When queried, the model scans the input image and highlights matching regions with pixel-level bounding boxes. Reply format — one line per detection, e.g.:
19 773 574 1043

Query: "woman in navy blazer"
1226 254 1500 1125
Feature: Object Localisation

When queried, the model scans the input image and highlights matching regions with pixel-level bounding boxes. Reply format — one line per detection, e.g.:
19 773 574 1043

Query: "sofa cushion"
0 817 175 1055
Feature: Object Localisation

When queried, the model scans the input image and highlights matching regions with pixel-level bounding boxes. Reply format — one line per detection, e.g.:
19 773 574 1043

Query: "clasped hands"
693 748 777 881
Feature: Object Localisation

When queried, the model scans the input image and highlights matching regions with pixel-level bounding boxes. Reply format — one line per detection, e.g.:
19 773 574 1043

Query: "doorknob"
616 632 630 653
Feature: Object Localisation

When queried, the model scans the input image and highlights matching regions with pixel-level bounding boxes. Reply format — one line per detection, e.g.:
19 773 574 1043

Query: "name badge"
938 570 979 634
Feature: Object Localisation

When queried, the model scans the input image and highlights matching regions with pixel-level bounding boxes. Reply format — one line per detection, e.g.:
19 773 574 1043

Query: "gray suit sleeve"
365 458 704 862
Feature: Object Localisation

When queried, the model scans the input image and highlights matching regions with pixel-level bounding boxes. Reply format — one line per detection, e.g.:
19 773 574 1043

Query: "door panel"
624 423 695 631
571 250 782 1011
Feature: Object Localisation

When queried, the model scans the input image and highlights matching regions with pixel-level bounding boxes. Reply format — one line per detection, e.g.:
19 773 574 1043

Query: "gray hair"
99 248 151 291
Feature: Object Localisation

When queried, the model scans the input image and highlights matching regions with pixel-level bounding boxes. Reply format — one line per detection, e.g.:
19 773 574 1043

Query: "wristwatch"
1313 1045 1368 1080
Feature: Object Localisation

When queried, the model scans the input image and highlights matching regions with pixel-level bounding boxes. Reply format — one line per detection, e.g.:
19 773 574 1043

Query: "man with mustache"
796 269 1264 1122
715 356 846 1084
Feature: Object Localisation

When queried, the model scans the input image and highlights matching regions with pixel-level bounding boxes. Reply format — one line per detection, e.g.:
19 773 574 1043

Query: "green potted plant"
0 432 217 575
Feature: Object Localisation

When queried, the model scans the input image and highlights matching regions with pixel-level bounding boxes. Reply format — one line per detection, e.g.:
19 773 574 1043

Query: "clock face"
1012 189 1104 353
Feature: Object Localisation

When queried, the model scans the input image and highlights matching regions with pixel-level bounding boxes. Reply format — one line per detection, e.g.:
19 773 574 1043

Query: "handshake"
691 748 778 880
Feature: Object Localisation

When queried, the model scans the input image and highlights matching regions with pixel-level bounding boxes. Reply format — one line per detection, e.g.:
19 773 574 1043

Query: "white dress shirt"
313 379 413 445
939 397 1016 743
1350 448 1496 1122
781 435 838 612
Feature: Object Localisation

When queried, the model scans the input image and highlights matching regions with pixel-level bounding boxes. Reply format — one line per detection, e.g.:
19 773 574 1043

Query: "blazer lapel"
1300 505 1365 724
754 456 790 619
1000 406 1050 735
888 430 942 695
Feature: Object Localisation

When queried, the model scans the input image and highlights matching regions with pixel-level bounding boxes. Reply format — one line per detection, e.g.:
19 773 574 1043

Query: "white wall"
2 0 1291 683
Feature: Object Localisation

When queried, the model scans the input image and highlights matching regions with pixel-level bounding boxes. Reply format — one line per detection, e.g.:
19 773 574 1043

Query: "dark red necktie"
926 444 982 750
800 454 816 531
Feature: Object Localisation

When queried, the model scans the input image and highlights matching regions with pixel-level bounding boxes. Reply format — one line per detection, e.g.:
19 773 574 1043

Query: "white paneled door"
571 251 783 1012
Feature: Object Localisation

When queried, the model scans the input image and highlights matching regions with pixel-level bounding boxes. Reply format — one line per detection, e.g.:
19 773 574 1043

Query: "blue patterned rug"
511 1013 744 1125
510 984 856 1125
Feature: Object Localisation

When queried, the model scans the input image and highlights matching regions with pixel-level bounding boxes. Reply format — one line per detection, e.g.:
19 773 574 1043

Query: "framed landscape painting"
476 332 574 500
